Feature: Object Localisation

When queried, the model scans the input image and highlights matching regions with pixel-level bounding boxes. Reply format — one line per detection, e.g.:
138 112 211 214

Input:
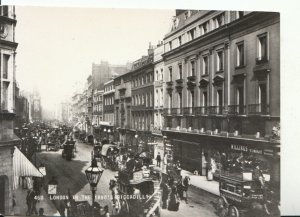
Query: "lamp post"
85 158 103 207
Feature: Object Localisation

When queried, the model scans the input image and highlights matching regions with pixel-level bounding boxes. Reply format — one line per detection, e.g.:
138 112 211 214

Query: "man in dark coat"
156 152 161 167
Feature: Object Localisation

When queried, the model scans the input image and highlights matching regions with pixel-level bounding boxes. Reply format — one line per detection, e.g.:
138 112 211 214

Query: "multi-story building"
103 79 115 139
162 10 280 187
152 42 165 157
130 45 155 149
114 71 132 145
0 5 18 215
93 89 104 126
86 75 93 134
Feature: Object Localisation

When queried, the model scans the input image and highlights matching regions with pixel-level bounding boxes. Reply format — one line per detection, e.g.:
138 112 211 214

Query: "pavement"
13 180 60 216
153 160 220 196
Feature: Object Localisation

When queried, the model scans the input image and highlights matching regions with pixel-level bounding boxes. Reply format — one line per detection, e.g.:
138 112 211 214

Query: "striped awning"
13 146 43 190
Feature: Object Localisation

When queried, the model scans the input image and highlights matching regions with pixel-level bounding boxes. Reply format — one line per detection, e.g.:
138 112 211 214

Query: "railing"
256 56 268 65
228 105 246 115
195 106 208 115
248 103 269 115
183 107 195 115
163 108 172 116
208 106 225 115
171 108 183 115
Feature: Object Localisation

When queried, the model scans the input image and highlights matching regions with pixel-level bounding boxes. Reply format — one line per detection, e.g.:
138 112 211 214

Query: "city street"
35 141 219 217
36 141 116 214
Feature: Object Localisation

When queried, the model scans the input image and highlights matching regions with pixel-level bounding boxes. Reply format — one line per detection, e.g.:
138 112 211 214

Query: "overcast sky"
15 6 174 110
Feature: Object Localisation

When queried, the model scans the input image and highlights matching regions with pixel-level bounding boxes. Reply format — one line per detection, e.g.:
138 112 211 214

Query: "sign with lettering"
230 144 263 155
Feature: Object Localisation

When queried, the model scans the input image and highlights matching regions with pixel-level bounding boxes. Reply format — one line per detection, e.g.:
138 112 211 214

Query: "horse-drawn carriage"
62 140 76 161
94 144 119 170
114 165 161 217
216 170 280 217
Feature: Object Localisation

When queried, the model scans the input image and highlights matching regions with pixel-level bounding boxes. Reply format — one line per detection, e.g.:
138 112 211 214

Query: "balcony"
163 108 172 116
195 106 208 115
256 56 268 65
208 106 225 115
175 78 184 84
166 81 173 86
248 103 269 115
228 105 246 115
154 80 163 87
187 75 196 82
171 108 183 116
183 107 195 115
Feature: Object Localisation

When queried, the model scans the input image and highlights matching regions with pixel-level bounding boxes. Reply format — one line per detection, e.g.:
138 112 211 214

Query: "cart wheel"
228 206 239 217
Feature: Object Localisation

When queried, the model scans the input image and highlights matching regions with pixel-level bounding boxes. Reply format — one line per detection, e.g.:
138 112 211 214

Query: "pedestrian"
102 205 110 217
168 186 180 211
161 182 169 209
156 152 161 167
163 153 168 172
176 179 184 200
39 208 45 216
26 190 32 216
182 176 191 203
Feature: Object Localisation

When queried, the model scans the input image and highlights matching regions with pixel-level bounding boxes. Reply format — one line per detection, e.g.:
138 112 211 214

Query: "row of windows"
167 83 267 109
168 33 268 81
155 88 164 107
93 95 103 102
132 73 154 88
104 84 114 92
132 92 153 107
155 68 164 81
93 104 103 112
168 11 245 51
104 96 114 106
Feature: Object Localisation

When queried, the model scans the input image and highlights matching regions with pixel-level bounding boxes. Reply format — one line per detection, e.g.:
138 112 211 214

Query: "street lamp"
135 132 138 152
85 158 103 207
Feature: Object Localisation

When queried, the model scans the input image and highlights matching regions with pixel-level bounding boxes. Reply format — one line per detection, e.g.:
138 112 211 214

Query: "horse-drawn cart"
216 170 280 217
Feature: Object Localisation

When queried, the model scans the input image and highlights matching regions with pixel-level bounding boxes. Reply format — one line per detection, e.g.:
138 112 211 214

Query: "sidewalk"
153 160 219 196
14 186 60 216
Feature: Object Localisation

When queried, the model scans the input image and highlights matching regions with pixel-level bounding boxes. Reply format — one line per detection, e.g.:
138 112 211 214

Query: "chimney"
148 42 154 55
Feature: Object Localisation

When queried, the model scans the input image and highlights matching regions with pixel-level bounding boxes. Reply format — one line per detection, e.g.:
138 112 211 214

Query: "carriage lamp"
108 129 111 133
135 134 138 139
104 128 107 132
85 159 103 206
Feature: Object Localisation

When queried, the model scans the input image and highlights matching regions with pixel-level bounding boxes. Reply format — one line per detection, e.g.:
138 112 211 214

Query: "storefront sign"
230 144 263 155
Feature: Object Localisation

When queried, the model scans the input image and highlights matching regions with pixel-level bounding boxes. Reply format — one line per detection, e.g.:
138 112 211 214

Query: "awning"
13 147 43 190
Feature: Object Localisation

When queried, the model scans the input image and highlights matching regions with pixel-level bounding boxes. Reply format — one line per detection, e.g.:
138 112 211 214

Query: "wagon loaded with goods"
216 169 280 217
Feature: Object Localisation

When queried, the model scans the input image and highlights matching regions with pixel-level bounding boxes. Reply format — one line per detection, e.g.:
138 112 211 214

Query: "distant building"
14 86 30 128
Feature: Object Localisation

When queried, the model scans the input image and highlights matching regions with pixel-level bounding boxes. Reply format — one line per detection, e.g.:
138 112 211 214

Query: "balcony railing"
195 106 208 115
163 108 172 116
228 105 246 115
183 107 195 115
208 106 225 115
256 56 268 65
248 103 269 115
171 108 183 115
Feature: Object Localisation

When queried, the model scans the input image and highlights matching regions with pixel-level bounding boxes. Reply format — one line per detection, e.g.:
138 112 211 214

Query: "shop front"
162 130 280 186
